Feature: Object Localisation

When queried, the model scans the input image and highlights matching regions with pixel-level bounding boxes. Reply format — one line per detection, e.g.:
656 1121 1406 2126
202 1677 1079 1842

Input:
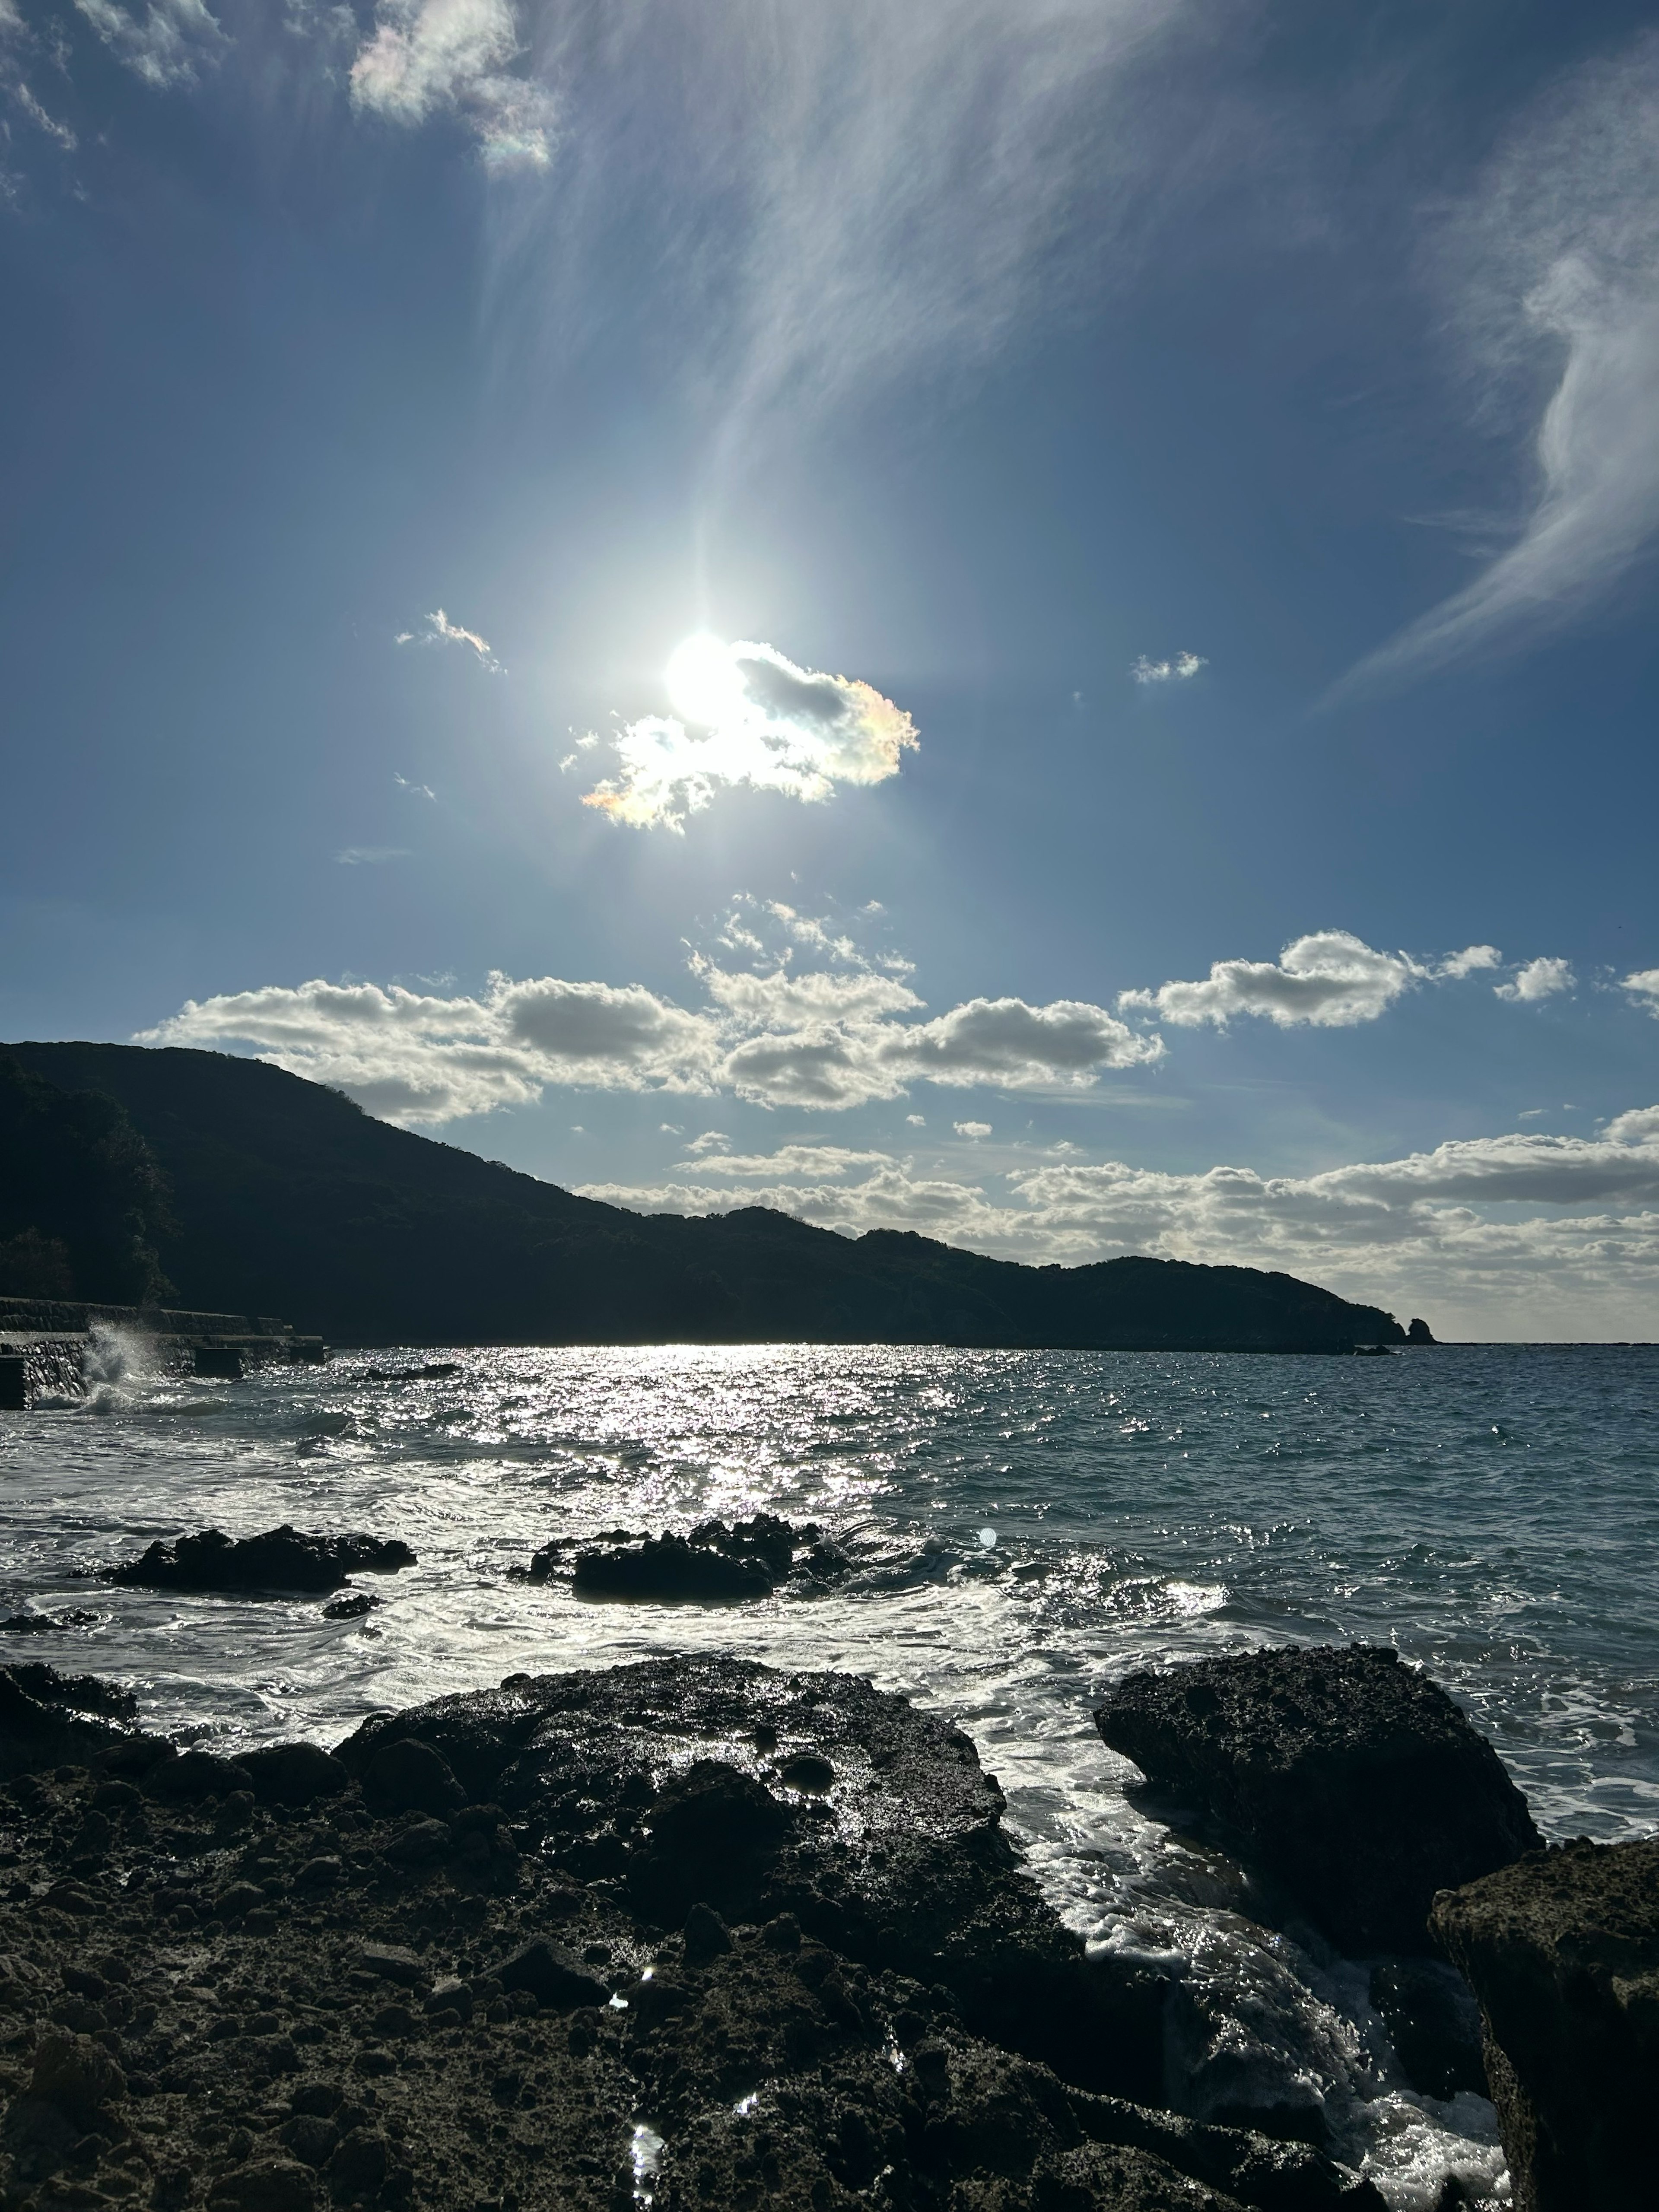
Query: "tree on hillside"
0 1055 173 1304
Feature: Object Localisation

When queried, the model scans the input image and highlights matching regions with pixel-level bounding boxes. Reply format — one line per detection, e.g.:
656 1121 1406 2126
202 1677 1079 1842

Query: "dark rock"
423 1977 474 2021
777 1753 835 1793
1368 1961 1486 2100
496 1939 610 2010
294 1855 343 1888
103 1526 416 1596
359 1942 426 1988
0 1663 150 1780
385 1815 451 1866
240 1742 350 1807
629 1760 788 1920
361 1736 466 1816
1030 2141 1250 2210
321 1592 378 1621
208 2161 317 2212
288 2083 343 2118
1406 1319 1437 1345
1431 1834 1659 2210
2 1610 99 1634
681 1903 733 1964
213 1881 267 1921
686 1512 803 1580
327 2128 391 2196
29 2029 126 2119
572 1533 775 1603
275 2115 339 2168
1095 1645 1542 1953
147 1748 254 1803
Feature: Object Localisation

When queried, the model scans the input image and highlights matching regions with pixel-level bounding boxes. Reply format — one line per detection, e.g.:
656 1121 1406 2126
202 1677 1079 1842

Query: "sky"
3 0 1659 1341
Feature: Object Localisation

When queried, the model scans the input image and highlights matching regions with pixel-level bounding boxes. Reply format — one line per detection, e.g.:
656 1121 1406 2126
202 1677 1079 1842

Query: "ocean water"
4 1338 1657 2205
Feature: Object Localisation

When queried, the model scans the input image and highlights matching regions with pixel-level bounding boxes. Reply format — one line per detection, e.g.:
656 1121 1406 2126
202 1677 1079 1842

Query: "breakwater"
0 1300 326 1408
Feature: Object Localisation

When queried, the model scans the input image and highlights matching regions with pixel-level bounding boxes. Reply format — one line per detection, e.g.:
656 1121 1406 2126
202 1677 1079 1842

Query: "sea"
3 1337 1656 2206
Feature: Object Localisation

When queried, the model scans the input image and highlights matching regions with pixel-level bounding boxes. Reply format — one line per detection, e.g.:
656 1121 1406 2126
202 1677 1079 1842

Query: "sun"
664 633 747 728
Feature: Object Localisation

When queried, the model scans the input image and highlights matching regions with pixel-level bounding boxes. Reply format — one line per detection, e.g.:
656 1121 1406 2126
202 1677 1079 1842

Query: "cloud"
394 774 437 801
1120 930 1427 1029
1436 944 1502 979
1495 956 1574 1003
582 635 917 831
140 927 1170 1123
1620 969 1659 1015
1334 32 1659 695
11 80 77 150
396 609 502 672
1131 650 1205 683
73 0 227 87
349 0 555 164
335 846 413 865
682 1144 897 1180
582 1107 1659 1333
953 1121 991 1139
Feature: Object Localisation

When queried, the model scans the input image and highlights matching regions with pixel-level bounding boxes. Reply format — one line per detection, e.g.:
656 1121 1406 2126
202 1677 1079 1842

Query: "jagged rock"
1431 1835 1659 2210
534 1513 849 1605
497 1939 610 2010
0 1661 147 1779
102 1525 416 1595
240 1740 351 1807
1095 1645 1541 1953
1367 1961 1486 2100
361 1735 467 1816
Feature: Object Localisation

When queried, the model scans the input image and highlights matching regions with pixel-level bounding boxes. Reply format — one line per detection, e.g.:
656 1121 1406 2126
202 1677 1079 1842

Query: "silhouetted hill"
0 1055 171 1303
1 1042 1411 1351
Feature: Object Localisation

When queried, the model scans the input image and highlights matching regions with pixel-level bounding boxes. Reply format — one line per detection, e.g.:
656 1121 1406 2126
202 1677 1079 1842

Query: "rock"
1367 1961 1486 2100
361 1736 466 1816
326 2128 390 2196
681 1903 733 1964
629 1760 789 1920
1095 1645 1542 1953
496 1939 610 2010
777 1753 835 1793
103 1526 416 1596
423 1977 474 2021
240 1742 350 1807
0 1663 150 1780
572 1533 775 1603
1030 2141 1250 2210
29 2028 126 2118
275 2115 339 2168
358 1943 426 1988
1406 1319 1437 1345
1431 1834 1659 2210
147 1748 254 1803
294 1855 343 1888
213 1881 267 1921
321 1592 378 1621
385 1816 451 1866
208 2161 318 2212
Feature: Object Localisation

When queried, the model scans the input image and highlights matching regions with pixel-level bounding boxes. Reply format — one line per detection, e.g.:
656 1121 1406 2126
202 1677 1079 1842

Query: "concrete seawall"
0 1297 327 1408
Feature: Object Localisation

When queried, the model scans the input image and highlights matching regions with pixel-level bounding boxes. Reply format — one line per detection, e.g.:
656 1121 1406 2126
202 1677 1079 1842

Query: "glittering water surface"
4 1340 1657 2205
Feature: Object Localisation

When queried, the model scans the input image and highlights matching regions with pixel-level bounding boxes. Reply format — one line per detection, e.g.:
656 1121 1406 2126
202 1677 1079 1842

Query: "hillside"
0 1042 1417 1351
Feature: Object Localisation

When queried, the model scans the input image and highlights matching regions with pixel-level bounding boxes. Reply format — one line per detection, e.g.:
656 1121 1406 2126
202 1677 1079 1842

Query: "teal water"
3 1340 1656 2204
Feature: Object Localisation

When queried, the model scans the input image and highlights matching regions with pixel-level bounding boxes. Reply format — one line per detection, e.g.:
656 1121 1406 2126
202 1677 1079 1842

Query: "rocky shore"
0 1655 1393 2212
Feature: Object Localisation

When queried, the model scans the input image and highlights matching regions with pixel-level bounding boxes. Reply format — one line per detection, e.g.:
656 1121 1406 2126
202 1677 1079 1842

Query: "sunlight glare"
665 632 747 728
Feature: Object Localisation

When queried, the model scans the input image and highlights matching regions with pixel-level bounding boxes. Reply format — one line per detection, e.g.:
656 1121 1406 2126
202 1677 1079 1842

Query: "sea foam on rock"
1094 1645 1541 1955
1431 1834 1659 2211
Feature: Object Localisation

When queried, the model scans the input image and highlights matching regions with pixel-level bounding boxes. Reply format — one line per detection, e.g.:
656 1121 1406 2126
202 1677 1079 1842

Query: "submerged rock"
101 1524 417 1595
1432 1834 1659 2211
1094 1644 1541 1954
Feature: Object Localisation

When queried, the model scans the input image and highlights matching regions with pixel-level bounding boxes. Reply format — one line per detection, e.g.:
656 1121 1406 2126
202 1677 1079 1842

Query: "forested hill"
0 1042 1417 1351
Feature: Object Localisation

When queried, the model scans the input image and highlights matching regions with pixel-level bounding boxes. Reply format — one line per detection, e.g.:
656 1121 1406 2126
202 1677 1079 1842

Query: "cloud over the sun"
580 636 918 832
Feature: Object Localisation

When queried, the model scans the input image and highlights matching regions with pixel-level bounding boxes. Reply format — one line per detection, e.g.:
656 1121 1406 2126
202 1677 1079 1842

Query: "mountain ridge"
0 1041 1417 1351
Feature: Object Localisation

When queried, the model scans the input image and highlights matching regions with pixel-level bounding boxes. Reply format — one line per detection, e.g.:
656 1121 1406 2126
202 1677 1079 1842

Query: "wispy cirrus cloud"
579 635 917 832
396 608 502 672
1335 31 1659 697
350 0 555 165
73 0 226 87
335 846 413 866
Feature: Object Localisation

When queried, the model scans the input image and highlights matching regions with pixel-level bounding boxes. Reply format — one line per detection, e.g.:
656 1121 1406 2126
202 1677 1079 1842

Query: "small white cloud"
557 753 578 772
684 1131 730 1156
394 774 437 801
349 0 556 166
397 609 502 673
659 1122 682 1135
1621 968 1659 1015
582 634 917 832
906 1113 926 1127
1121 931 1423 1030
335 846 413 865
1437 944 1503 979
954 1121 992 1139
12 81 76 150
1131 650 1206 685
1495 957 1574 1003
73 0 227 88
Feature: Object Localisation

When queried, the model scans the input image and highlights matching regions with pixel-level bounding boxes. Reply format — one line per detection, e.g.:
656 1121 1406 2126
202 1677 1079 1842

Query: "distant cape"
0 1041 1415 1353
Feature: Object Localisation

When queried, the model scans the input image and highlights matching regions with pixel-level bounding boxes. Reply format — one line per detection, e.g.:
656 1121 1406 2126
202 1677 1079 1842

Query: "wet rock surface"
530 1515 851 1604
1094 1646 1541 1954
1431 1835 1659 2211
0 1654 1386 2212
97 1530 418 1598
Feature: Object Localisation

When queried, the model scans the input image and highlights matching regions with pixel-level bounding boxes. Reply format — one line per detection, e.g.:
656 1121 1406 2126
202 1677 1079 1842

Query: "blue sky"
3 0 1659 1338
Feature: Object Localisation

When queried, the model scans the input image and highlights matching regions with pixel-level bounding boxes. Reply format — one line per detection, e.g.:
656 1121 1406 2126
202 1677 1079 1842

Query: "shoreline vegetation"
0 1046 1428 1356
0 1627 1646 2211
